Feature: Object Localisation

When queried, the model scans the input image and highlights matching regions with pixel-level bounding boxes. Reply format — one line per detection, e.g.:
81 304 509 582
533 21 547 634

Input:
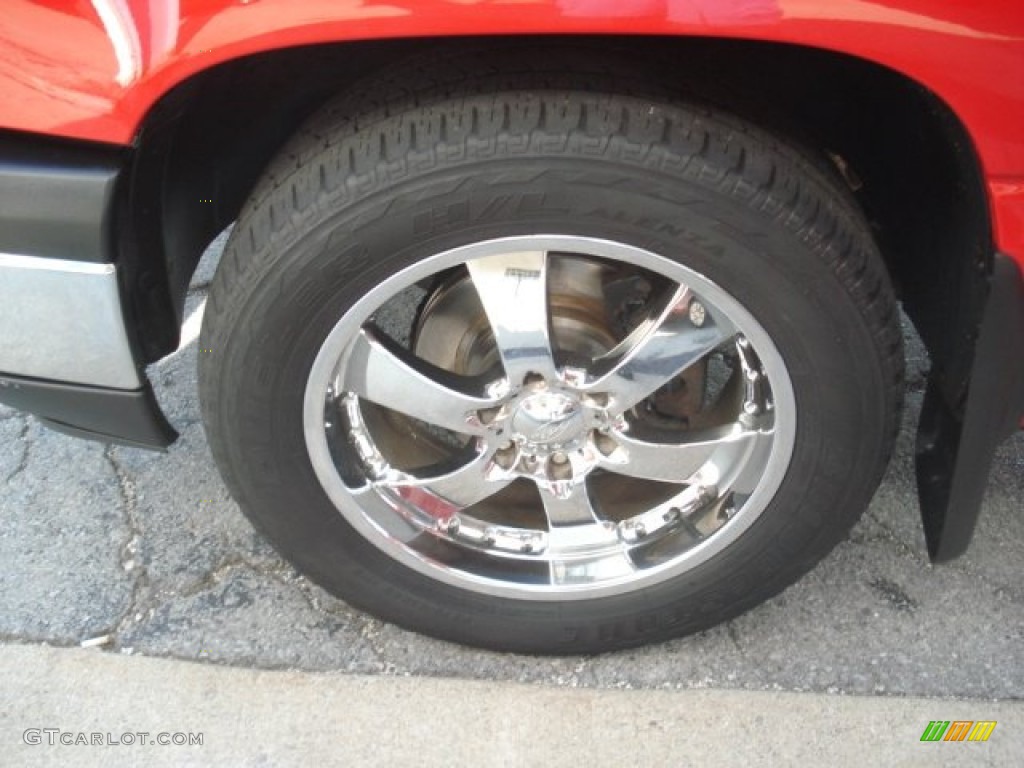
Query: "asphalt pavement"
1 231 1022 710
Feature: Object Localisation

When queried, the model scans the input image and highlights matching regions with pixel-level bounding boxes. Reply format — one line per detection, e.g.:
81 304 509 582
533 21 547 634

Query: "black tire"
199 66 902 654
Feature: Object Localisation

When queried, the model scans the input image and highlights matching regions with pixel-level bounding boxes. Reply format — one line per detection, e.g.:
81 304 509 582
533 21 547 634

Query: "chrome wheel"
303 235 796 599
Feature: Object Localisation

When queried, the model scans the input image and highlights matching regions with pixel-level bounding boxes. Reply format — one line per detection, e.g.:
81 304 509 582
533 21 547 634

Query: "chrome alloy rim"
303 236 796 600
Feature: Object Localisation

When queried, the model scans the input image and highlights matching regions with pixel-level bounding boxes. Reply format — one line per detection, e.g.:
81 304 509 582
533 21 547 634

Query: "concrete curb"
1 643 1020 767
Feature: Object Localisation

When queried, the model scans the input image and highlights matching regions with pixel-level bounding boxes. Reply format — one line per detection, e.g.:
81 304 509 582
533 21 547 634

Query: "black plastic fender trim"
0 129 124 263
0 374 177 450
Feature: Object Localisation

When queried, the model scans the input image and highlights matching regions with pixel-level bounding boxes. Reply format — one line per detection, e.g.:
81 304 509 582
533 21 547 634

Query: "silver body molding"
0 253 140 389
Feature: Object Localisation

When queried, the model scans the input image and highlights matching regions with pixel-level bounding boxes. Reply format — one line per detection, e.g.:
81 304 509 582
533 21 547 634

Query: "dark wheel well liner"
119 37 992 372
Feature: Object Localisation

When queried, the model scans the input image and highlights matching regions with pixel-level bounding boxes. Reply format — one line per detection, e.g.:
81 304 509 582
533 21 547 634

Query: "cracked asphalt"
1 232 1022 699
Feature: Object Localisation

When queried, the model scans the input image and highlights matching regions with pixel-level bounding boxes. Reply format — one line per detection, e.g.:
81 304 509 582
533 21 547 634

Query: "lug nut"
688 299 707 327
493 440 518 469
485 379 511 399
523 372 546 387
477 406 502 425
547 452 573 481
593 430 618 457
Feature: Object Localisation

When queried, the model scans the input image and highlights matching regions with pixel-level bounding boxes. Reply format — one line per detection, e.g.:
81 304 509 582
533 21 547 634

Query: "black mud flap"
916 253 1024 562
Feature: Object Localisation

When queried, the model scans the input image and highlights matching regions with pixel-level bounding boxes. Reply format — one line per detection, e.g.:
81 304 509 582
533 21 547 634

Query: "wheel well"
121 35 990 408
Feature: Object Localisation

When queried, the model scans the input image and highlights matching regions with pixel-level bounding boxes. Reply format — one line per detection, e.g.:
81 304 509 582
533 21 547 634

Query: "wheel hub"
511 390 584 448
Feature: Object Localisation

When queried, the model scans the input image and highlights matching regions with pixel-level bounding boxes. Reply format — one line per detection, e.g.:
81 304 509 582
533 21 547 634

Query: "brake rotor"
412 255 619 375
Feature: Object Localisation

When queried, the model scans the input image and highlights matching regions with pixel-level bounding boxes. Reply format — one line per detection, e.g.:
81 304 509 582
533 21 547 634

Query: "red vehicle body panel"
1 0 1023 261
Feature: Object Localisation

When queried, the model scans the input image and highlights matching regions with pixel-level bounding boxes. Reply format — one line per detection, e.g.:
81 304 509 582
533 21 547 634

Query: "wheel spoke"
466 250 559 384
599 423 759 483
539 481 634 584
376 451 513 520
342 327 497 435
539 478 604 529
538 478 630 586
586 285 735 415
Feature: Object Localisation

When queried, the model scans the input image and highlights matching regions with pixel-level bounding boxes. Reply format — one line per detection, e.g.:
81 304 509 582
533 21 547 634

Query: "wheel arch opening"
118 34 992 390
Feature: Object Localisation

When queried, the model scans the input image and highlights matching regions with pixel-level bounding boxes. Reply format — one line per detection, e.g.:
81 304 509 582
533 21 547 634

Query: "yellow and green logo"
920 721 997 742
